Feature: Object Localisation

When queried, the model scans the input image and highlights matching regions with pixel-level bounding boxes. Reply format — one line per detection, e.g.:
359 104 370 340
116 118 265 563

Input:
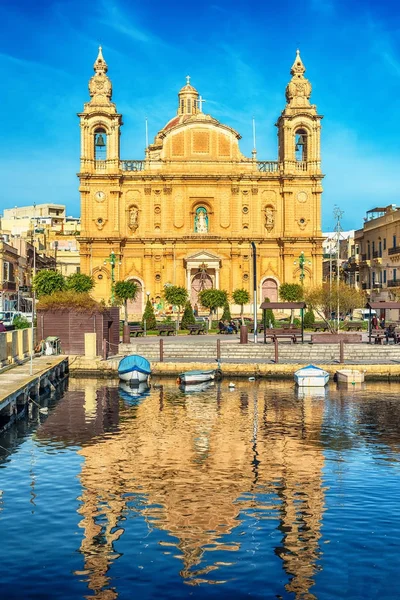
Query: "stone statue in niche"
265 206 274 231
129 206 139 232
195 207 208 233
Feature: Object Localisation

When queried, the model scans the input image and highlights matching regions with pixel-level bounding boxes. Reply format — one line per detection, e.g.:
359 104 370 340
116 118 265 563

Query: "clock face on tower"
95 191 106 202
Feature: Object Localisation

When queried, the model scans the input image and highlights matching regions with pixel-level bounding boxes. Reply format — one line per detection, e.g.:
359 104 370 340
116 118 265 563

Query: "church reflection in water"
37 378 326 599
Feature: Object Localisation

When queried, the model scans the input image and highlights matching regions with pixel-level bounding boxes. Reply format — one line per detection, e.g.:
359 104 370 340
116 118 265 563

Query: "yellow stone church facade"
78 48 324 316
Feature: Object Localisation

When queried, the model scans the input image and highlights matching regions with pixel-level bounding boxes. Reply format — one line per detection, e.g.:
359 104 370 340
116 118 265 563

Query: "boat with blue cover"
118 355 151 384
294 364 329 387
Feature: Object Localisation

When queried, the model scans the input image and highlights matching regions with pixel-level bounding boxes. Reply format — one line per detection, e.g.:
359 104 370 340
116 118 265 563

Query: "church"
78 48 324 317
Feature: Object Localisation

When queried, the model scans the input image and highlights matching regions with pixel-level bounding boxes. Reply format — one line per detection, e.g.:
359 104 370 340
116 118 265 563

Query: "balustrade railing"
388 246 400 256
95 160 107 171
388 280 399 287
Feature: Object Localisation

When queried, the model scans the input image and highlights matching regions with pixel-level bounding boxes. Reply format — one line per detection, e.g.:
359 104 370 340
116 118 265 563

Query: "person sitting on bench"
218 319 227 334
229 320 238 334
385 324 396 344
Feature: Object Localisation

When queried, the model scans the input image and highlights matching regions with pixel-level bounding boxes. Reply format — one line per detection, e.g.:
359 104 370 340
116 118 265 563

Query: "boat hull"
294 364 329 387
119 370 149 384
336 369 364 384
178 370 215 385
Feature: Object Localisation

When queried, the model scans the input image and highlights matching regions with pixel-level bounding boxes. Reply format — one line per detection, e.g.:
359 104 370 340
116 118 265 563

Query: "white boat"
178 369 215 385
336 369 364 384
294 364 329 387
118 355 151 385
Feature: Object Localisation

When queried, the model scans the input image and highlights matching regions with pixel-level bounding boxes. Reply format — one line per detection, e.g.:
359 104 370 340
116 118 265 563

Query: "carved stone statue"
195 207 208 233
129 206 139 232
265 207 274 231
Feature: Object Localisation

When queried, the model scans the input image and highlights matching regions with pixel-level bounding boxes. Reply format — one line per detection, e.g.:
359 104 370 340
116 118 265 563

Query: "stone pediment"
184 250 221 267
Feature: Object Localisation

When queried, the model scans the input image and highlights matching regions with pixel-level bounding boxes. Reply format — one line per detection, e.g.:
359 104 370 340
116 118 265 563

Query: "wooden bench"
312 322 329 332
343 322 363 331
265 328 302 343
156 324 176 336
129 325 145 337
371 332 384 345
312 333 362 344
249 324 265 333
187 323 206 335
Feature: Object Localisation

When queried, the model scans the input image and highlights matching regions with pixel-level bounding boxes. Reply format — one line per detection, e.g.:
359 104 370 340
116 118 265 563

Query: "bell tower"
277 50 322 175
78 47 122 175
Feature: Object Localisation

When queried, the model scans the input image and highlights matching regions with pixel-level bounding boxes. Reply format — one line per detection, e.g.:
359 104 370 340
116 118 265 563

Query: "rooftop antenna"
252 117 257 160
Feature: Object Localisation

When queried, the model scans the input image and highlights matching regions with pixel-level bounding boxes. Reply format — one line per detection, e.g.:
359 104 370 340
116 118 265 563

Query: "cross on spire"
186 75 191 85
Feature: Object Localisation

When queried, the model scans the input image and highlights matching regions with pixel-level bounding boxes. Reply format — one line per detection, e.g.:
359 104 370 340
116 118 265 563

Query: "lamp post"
104 251 117 304
294 251 311 285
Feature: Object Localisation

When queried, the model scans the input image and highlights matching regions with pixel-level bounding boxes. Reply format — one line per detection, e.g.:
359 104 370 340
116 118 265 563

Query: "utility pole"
333 206 344 333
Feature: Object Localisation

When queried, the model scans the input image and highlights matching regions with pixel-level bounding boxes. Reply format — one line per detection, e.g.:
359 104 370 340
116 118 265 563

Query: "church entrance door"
127 279 143 318
262 278 278 302
191 272 213 307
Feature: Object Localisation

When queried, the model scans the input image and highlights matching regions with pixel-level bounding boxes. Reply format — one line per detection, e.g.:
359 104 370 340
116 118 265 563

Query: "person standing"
0 320 6 333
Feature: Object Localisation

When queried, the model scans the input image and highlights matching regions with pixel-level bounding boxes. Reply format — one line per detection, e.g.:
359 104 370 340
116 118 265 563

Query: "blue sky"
1 0 400 230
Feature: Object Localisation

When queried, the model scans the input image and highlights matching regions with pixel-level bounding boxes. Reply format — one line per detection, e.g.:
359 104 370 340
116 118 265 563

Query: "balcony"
362 283 369 290
388 246 400 256
361 253 367 261
0 281 16 291
372 250 379 258
257 161 279 173
388 280 400 288
120 160 145 172
373 282 383 289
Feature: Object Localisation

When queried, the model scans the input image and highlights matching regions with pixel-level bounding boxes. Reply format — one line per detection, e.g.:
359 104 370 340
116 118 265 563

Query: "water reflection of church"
38 380 326 598
78 48 324 316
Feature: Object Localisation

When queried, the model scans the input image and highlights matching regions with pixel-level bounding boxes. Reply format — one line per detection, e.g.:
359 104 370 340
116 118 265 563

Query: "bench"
156 324 176 336
264 328 302 343
312 322 329 332
249 324 265 333
312 333 362 344
371 332 384 345
129 325 145 337
187 323 206 335
343 322 363 331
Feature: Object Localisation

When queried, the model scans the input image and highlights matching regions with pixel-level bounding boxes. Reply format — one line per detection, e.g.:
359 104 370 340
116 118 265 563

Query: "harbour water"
0 378 400 599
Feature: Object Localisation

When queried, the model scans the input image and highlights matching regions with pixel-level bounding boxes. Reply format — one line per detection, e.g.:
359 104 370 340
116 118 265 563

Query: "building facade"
78 48 324 316
354 205 400 303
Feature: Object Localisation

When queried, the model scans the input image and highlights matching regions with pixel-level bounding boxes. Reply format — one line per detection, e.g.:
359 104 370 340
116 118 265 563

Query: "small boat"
118 355 151 385
294 364 329 387
335 369 365 384
178 369 215 385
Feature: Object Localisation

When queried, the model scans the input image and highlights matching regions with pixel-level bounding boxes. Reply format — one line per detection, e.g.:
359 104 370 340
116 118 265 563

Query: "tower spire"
88 46 112 104
285 49 312 107
93 46 108 75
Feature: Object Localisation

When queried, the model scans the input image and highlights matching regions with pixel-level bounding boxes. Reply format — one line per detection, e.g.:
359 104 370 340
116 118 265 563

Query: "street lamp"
104 251 117 304
294 251 311 285
250 242 257 344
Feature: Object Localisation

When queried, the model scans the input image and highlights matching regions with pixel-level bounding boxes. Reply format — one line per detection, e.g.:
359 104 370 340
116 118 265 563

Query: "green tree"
263 297 275 328
221 301 231 322
115 280 139 326
164 285 188 330
13 315 29 329
141 297 157 331
304 283 366 332
32 269 65 298
65 272 94 293
181 301 196 330
279 283 304 323
198 289 228 319
304 308 315 328
232 288 250 325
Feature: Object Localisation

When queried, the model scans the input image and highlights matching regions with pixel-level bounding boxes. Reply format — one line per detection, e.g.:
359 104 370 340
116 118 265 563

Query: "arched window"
262 278 278 302
94 127 107 161
194 207 209 233
187 99 191 114
126 279 143 316
295 128 307 162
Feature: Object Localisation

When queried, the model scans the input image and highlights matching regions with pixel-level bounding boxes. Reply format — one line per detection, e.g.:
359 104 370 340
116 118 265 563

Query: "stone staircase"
117 341 400 364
